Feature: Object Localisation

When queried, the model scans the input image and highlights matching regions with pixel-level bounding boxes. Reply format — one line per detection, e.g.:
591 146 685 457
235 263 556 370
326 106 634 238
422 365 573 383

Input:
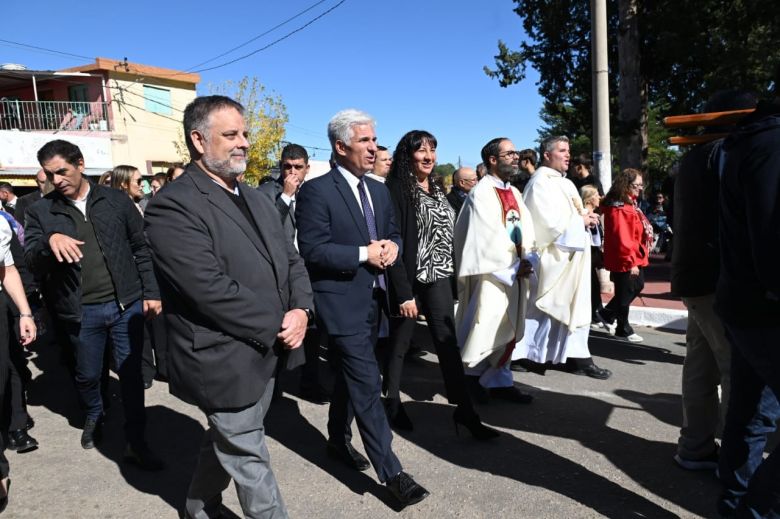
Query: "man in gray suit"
145 95 313 519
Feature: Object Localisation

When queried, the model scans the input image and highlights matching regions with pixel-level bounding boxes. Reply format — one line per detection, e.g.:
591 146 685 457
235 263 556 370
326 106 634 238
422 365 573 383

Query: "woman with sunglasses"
111 165 145 214
599 168 654 342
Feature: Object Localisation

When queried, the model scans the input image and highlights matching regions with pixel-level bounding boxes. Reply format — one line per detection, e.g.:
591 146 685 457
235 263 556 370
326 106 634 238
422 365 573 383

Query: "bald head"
453 166 478 193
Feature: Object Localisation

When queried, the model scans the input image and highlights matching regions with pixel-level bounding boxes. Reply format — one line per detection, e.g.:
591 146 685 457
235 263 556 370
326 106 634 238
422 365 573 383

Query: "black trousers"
604 269 645 337
141 316 168 384
384 277 472 411
0 294 11 478
3 295 30 431
327 290 402 483
591 247 604 316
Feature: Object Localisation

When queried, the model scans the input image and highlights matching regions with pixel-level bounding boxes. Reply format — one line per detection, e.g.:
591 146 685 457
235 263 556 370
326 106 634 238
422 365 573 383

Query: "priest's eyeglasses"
498 150 520 158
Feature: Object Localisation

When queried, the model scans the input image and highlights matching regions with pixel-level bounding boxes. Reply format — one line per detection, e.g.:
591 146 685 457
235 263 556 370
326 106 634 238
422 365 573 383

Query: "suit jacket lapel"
330 169 370 243
239 183 282 285
187 165 274 266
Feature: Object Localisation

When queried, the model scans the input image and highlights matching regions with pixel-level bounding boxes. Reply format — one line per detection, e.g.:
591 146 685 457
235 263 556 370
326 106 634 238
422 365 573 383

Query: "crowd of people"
0 88 775 518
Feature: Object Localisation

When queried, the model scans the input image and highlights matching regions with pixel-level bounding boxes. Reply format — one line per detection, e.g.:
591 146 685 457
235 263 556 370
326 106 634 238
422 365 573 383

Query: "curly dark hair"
604 168 643 205
387 130 439 208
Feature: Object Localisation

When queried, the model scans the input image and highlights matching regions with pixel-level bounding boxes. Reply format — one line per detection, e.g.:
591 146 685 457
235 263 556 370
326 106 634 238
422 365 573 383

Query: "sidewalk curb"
629 306 687 332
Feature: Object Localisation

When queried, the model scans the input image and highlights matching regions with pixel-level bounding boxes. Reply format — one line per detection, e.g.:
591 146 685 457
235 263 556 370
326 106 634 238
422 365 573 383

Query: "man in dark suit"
145 96 313 518
446 166 478 216
258 143 330 405
14 169 48 226
296 109 429 508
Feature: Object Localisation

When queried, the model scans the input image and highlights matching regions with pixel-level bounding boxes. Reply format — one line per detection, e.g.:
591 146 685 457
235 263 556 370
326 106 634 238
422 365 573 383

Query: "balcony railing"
0 100 112 132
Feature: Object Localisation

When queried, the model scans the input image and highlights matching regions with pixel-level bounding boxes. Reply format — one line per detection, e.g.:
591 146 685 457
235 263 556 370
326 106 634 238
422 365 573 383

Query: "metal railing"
0 100 112 132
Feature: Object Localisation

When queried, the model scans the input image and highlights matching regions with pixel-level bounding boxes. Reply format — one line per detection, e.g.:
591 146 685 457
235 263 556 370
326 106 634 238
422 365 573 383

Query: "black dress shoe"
405 345 425 360
511 359 547 376
143 380 154 390
81 418 102 450
7 429 38 452
124 444 165 471
386 471 430 507
489 386 534 404
572 364 612 380
24 416 34 431
466 375 490 404
299 385 331 405
384 398 413 431
326 441 370 471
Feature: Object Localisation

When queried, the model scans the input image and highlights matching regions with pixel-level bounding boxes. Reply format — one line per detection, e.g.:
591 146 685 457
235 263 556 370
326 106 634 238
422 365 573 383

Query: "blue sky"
2 0 543 167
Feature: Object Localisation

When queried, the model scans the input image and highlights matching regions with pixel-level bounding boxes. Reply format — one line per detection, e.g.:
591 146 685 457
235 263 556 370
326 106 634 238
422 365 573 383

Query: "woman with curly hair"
384 130 497 440
599 168 654 342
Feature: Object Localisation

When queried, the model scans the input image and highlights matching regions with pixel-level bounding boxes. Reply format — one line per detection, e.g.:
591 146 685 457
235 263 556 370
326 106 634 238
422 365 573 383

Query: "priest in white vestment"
514 136 612 379
454 138 536 403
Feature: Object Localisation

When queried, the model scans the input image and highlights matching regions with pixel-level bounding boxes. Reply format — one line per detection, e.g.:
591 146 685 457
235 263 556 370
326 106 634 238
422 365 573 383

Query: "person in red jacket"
598 168 653 342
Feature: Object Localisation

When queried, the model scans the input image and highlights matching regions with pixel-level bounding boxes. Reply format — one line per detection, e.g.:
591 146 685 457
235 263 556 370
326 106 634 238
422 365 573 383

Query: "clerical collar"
487 174 511 189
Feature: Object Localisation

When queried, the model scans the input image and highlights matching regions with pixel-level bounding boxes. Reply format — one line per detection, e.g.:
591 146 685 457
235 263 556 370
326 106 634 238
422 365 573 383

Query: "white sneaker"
624 333 644 343
604 321 617 335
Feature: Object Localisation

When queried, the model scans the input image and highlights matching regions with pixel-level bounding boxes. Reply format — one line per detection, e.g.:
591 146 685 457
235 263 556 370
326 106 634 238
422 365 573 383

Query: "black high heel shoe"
384 398 414 431
0 477 10 513
452 407 499 441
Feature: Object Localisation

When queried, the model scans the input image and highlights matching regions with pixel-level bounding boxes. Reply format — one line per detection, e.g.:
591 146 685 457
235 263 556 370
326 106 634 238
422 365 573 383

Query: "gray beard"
496 163 518 182
202 155 246 179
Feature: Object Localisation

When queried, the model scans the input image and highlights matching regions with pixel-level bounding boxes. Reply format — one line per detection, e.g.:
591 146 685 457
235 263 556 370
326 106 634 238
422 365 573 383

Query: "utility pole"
591 0 612 190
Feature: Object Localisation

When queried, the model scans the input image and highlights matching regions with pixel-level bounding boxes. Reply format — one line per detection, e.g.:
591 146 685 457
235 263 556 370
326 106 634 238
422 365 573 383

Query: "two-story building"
0 58 199 188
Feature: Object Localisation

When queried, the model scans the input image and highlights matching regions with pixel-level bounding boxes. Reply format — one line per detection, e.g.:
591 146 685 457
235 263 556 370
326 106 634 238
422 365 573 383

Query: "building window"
143 85 172 115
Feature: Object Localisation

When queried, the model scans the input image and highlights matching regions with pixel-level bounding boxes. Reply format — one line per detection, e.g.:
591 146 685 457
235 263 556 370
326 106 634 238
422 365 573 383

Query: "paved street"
7 325 730 518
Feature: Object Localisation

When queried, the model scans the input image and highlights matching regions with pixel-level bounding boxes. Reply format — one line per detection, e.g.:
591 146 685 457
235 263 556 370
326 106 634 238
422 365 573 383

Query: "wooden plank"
667 133 730 146
663 108 755 128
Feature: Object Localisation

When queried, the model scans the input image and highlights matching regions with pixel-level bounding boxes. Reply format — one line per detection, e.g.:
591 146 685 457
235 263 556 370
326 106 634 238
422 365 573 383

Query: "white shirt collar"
487 174 512 189
337 165 364 187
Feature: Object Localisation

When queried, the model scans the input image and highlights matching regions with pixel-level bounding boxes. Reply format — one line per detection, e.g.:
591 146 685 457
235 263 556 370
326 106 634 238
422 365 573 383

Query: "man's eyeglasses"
461 178 478 184
498 150 520 159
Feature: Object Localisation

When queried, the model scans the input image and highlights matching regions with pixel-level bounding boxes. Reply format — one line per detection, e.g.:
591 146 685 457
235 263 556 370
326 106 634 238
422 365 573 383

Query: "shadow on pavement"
264 395 400 511
95 404 204 513
589 332 685 367
398 400 682 519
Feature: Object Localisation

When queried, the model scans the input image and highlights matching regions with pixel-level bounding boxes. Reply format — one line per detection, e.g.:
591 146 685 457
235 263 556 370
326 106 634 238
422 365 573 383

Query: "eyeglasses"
461 178 478 184
631 183 644 189
498 150 520 158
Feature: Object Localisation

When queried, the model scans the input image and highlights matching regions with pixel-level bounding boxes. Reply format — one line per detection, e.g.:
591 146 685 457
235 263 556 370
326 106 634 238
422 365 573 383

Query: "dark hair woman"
384 130 497 440
599 168 653 342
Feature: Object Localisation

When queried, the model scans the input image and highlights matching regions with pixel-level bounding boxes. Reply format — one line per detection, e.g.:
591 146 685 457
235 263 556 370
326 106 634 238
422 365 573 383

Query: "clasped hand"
366 240 398 269
277 308 307 349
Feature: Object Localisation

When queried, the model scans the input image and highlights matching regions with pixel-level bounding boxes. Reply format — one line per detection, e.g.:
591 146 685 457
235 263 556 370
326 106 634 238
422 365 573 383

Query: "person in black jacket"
25 139 163 469
446 166 477 216
671 91 759 473
384 130 497 440
714 88 780 516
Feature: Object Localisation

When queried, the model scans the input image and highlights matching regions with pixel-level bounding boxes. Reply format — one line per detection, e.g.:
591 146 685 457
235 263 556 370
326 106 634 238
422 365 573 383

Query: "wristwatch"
301 308 315 322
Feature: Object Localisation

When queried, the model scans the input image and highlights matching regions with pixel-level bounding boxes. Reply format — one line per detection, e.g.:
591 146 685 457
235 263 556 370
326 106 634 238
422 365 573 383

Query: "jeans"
65 299 146 446
718 324 780 518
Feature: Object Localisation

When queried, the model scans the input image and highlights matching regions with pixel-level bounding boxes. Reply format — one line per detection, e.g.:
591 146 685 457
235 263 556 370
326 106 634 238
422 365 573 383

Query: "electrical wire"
189 0 347 74
183 0 329 71
0 38 92 61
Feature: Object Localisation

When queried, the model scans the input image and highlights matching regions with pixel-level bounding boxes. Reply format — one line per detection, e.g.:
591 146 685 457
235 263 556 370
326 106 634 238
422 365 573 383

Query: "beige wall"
107 73 196 173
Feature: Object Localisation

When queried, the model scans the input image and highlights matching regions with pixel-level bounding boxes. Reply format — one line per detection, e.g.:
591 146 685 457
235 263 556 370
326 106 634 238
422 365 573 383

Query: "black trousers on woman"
0 294 11 478
603 269 645 337
384 277 472 411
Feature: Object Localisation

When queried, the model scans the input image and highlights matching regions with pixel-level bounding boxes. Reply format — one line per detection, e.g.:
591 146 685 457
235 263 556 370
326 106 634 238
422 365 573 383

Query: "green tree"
486 0 780 173
433 163 456 190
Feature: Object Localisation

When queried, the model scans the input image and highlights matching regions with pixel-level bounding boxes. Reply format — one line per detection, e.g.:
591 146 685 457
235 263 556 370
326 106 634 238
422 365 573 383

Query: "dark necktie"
357 177 386 290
